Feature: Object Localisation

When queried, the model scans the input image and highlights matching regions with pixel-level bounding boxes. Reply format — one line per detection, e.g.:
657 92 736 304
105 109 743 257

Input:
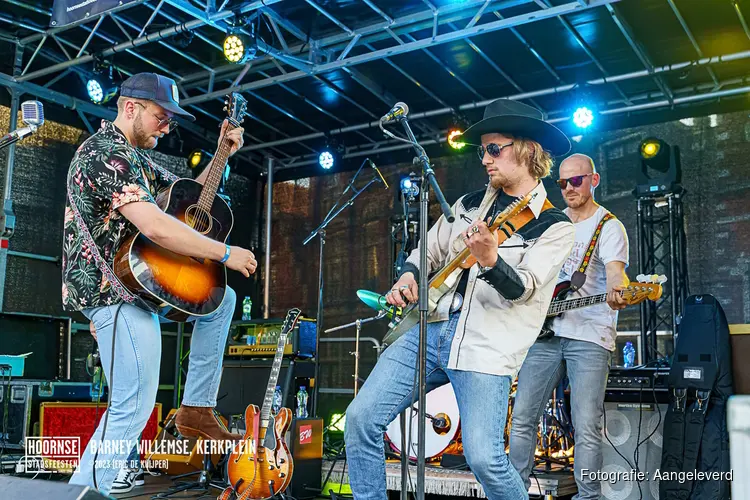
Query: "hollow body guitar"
113 94 247 322
383 192 538 346
219 308 303 500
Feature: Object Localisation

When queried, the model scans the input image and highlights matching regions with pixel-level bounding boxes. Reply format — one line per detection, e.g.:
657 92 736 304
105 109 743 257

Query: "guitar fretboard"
547 293 608 316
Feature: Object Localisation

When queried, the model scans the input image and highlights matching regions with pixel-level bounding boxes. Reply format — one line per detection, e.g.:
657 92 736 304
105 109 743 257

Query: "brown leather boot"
175 405 238 443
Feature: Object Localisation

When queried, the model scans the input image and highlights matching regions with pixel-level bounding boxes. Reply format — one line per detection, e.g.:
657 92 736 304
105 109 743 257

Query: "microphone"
380 102 409 124
368 159 389 189
0 100 45 150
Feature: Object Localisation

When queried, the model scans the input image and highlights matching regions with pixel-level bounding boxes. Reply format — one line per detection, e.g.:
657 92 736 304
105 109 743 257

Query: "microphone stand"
303 158 385 418
396 116 454 500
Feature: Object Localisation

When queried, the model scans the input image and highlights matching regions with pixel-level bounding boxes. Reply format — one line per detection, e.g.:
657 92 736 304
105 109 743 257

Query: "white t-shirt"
551 206 629 351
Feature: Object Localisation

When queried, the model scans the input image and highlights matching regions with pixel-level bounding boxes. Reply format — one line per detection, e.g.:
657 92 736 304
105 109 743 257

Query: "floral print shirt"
62 120 179 311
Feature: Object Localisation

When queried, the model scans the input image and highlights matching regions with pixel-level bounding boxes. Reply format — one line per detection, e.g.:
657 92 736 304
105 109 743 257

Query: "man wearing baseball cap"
63 73 256 494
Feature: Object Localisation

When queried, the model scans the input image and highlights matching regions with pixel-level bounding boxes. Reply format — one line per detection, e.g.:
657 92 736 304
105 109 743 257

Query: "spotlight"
223 24 257 64
635 137 682 198
640 138 661 159
448 130 466 150
86 69 117 104
573 106 594 129
319 150 335 170
400 175 420 200
187 149 213 177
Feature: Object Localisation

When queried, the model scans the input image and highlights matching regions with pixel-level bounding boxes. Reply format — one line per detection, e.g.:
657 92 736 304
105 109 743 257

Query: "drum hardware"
534 380 575 471
325 310 387 397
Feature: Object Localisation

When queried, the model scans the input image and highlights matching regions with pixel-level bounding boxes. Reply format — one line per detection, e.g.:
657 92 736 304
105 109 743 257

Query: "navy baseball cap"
120 73 196 122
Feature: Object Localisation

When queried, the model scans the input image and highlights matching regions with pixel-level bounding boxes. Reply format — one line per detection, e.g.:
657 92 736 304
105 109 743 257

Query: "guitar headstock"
223 92 248 126
622 274 668 305
281 307 303 336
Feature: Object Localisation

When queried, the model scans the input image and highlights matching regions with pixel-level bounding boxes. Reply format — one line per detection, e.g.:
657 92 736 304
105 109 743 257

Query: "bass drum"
385 384 462 462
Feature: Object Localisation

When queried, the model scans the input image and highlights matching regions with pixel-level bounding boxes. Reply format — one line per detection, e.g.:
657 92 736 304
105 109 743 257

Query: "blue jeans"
69 287 236 494
344 313 527 500
509 336 610 500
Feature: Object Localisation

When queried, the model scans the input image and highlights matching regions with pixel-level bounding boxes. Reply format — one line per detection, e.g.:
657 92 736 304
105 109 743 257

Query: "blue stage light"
573 106 594 129
319 150 334 170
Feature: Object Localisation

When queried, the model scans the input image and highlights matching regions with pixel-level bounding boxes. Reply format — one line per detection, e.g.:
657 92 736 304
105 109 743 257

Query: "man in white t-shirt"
509 153 629 499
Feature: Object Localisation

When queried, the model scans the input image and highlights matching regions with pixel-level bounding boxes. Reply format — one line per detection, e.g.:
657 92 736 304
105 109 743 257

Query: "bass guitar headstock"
223 93 248 127
622 274 667 305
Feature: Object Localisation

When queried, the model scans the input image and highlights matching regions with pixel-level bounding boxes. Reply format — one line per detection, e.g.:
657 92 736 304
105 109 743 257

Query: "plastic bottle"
296 386 309 419
242 296 252 321
623 341 636 368
272 386 283 415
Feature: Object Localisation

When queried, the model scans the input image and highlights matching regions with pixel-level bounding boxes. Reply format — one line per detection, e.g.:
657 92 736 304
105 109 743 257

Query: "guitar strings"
192 129 234 233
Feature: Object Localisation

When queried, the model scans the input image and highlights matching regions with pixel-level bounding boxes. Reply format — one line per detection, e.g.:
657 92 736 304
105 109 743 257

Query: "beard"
564 190 591 209
133 113 158 149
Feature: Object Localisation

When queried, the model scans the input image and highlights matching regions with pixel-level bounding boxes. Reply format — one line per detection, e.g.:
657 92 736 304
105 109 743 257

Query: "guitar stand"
153 449 228 498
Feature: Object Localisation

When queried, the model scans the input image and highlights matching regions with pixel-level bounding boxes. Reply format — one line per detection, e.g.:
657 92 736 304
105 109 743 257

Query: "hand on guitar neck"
195 119 245 185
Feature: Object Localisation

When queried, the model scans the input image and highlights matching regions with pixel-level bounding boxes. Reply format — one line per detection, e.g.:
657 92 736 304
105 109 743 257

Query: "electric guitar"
219 308 302 500
538 274 666 339
113 93 247 322
383 192 539 345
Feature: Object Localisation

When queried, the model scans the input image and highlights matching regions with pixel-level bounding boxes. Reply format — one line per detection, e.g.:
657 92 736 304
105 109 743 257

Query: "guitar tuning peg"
636 274 646 282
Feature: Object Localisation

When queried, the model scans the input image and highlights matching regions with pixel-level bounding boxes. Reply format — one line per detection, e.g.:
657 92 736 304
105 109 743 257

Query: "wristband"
219 244 231 264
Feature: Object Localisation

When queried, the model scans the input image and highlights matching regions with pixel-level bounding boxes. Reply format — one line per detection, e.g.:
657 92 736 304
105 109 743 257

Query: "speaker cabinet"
287 418 323 500
601 401 668 500
0 475 109 499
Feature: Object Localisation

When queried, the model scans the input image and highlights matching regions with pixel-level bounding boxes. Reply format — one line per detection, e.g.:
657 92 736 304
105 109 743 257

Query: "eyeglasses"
476 142 514 161
556 174 592 189
135 102 178 131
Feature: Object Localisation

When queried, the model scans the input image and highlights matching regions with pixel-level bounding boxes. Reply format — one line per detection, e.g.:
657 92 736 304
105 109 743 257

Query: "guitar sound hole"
185 205 213 234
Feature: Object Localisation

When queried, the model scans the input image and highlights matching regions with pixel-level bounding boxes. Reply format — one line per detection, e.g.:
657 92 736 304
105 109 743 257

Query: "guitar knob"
268 465 275 470
279 473 286 478
279 458 285 464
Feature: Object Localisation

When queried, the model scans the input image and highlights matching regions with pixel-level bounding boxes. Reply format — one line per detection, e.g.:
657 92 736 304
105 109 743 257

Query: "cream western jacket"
401 181 575 377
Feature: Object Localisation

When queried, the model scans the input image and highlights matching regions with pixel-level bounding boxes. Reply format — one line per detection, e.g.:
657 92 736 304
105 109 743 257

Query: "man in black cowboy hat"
344 99 575 499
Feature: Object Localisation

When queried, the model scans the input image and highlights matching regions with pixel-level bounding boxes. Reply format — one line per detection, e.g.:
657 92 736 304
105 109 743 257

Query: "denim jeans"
344 313 527 500
69 287 236 494
509 335 610 500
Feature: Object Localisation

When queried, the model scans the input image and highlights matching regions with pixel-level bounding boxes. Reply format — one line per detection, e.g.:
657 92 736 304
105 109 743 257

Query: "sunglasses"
476 142 514 161
135 102 178 131
556 174 592 189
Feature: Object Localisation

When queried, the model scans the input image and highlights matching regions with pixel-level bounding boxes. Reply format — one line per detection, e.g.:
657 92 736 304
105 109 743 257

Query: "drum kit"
327 289 576 468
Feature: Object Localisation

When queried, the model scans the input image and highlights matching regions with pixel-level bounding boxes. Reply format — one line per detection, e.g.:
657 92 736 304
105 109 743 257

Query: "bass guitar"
219 308 303 500
114 93 247 322
538 274 665 339
383 192 538 345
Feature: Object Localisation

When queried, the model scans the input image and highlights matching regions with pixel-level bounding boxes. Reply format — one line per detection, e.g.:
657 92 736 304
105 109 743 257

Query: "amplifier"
607 367 670 391
227 317 316 358
286 418 323 499
0 381 33 449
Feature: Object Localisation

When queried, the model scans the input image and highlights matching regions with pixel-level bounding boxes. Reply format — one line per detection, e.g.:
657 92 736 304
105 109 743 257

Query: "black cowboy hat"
461 98 570 156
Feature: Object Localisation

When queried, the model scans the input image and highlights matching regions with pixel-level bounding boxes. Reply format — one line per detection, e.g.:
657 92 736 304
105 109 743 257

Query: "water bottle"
296 386 309 419
272 386 283 415
242 296 252 321
623 341 636 368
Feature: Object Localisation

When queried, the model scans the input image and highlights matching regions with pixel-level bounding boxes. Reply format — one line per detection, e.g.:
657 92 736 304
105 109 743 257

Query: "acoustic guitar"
113 93 247 322
538 274 666 339
382 191 538 345
219 307 303 500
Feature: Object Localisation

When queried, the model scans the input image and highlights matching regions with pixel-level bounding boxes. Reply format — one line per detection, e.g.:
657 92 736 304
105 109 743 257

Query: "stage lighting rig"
634 137 682 198
223 21 257 64
86 63 117 105
448 130 466 150
188 149 212 175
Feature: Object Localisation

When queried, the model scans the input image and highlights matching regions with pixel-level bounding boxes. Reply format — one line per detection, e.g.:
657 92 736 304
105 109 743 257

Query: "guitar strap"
494 198 555 246
576 212 615 275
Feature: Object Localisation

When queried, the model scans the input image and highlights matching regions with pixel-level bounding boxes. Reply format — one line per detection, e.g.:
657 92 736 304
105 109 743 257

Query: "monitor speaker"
0 475 109 499
601 401 668 500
